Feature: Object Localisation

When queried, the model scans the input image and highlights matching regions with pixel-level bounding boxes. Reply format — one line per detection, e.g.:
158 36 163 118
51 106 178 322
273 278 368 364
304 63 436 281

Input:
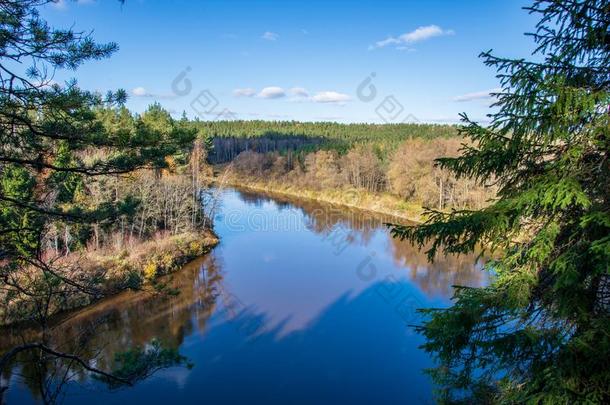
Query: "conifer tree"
0 0 195 300
391 1 610 402
0 1 195 397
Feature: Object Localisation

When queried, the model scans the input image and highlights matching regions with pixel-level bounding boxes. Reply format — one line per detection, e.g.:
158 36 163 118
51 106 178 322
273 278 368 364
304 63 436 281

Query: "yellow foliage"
162 155 177 175
144 261 158 280
189 241 203 254
161 252 174 268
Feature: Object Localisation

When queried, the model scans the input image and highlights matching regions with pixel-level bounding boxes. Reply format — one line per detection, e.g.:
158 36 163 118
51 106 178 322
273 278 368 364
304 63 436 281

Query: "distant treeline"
227 138 495 211
189 119 494 210
189 120 458 163
207 135 325 163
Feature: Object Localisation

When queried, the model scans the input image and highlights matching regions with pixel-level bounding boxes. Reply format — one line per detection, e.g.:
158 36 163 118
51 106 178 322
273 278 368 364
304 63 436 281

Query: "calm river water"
2 187 486 404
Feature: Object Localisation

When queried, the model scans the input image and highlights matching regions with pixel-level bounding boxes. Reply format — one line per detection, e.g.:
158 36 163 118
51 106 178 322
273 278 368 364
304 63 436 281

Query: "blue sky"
42 0 538 124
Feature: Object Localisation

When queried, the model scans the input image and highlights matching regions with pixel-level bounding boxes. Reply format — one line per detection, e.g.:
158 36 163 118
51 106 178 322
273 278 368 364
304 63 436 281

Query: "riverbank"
0 231 218 326
94 230 219 289
219 176 427 223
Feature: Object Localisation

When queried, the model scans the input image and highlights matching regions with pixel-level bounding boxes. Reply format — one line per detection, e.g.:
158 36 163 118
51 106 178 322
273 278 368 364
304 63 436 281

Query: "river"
1 187 487 404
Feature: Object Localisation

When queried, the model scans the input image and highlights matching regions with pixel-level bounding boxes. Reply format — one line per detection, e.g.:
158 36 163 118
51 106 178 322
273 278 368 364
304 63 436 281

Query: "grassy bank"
222 176 427 223
0 231 218 326
95 231 219 290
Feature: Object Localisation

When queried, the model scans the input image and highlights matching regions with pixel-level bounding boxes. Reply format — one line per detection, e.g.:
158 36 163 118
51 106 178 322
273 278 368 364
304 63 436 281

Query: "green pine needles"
391 1 610 403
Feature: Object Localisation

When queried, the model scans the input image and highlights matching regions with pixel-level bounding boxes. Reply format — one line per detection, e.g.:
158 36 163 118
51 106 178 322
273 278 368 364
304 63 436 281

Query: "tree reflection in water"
234 188 487 298
1 188 487 404
0 255 222 404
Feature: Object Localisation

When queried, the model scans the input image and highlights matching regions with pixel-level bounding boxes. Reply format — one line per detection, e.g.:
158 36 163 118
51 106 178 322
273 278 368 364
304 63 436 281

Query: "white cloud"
235 86 349 104
453 87 502 102
372 37 400 49
261 31 279 41
289 87 309 97
311 91 351 104
131 86 177 99
132 87 149 97
371 25 454 50
401 25 454 43
258 86 286 99
233 88 256 97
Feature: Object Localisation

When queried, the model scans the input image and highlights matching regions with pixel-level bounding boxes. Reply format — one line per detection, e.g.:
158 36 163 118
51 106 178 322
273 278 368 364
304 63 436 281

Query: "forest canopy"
189 120 458 163
391 0 610 403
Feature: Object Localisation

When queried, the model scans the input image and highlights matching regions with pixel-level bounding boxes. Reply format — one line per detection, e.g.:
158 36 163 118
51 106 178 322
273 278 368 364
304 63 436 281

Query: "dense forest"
391 1 610 403
191 120 457 163
0 1 221 397
0 102 218 325
214 134 494 211
0 0 608 404
186 120 488 212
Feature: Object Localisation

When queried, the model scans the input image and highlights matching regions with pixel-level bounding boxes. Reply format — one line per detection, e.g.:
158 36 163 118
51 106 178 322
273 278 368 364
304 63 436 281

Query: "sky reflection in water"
4 188 486 404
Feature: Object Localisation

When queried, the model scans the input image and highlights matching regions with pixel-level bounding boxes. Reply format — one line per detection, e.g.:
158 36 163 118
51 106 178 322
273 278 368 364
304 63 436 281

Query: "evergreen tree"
0 1 196 398
391 1 610 403
0 164 40 258
0 0 195 295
